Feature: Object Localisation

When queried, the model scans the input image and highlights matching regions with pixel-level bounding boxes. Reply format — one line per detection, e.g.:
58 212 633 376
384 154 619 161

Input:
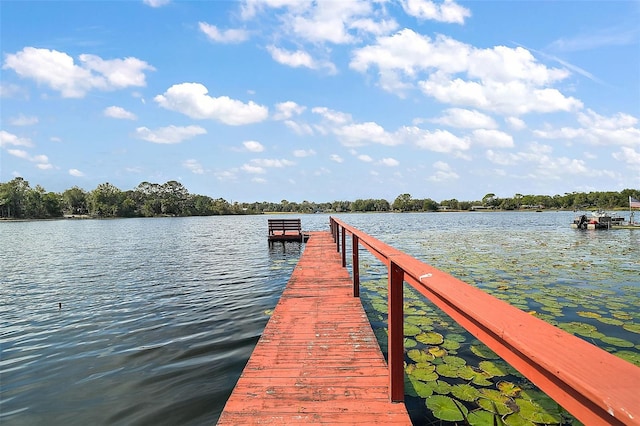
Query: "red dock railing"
330 216 640 426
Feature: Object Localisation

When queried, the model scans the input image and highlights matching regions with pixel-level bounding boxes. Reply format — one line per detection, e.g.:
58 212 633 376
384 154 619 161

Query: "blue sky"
1 0 639 203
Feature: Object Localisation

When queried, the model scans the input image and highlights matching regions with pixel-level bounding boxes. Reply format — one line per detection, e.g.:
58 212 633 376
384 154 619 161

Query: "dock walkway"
217 231 411 425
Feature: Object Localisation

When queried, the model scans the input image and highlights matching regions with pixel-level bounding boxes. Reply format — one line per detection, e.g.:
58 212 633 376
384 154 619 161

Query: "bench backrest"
268 219 301 234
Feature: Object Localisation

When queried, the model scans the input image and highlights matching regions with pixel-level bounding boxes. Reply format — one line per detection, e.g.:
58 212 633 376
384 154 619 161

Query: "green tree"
89 182 123 217
0 177 30 218
62 186 88 215
392 193 412 211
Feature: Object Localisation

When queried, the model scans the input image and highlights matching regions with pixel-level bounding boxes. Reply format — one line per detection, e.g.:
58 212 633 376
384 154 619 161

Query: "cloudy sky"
1 0 639 203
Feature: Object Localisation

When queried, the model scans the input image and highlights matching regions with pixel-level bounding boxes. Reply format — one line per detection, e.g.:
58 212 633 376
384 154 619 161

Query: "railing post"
388 260 404 402
330 218 335 241
352 234 359 297
341 228 346 267
336 225 340 253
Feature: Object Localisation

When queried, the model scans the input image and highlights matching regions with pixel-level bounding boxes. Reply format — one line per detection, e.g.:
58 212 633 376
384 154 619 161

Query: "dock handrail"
330 216 640 426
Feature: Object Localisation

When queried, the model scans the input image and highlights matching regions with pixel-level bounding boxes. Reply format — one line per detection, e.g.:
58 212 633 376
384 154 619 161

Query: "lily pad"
407 349 434 363
497 381 522 397
404 338 417 348
443 355 466 367
596 317 624 326
445 333 467 343
426 395 467 421
503 412 537 426
467 410 500 426
432 380 452 395
450 383 480 402
428 346 447 358
416 331 444 345
615 350 640 366
404 323 422 336
471 370 494 386
479 360 508 377
515 398 562 424
441 339 461 351
405 315 434 326
599 336 635 348
477 397 513 416
622 322 640 334
411 366 439 382
471 344 500 359
576 311 601 319
557 321 600 338
435 363 460 378
408 376 434 398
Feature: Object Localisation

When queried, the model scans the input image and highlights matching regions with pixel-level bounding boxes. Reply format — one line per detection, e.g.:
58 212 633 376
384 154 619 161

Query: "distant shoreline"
3 208 636 223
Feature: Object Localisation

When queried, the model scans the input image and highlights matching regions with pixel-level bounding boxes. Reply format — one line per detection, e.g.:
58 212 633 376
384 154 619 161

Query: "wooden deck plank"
218 231 411 425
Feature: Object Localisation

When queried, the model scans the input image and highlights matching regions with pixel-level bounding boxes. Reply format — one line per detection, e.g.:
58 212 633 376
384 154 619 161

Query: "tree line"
0 177 638 220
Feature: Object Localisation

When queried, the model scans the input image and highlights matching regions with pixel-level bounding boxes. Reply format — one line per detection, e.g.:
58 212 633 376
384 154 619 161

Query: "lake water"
1 212 638 425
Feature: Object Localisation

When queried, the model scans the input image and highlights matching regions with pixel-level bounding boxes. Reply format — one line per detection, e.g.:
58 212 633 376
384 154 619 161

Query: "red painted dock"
217 231 411 425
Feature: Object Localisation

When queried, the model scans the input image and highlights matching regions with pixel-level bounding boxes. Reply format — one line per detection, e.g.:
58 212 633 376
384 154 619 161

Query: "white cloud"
350 29 582 114
273 101 306 120
505 116 527 130
250 158 295 168
472 129 514 148
199 22 249 44
334 121 399 147
266 45 336 74
330 154 344 163
0 82 23 98
428 161 459 181
293 149 316 157
8 114 38 126
358 154 373 162
240 0 308 20
183 159 204 174
420 75 582 115
154 82 268 125
243 140 265 152
577 109 637 129
3 47 154 98
134 125 206 144
252 177 267 183
379 157 399 166
7 148 30 159
612 147 640 166
248 0 397 44
143 0 170 7
0 130 33 147
104 106 137 120
400 126 470 153
433 108 497 129
241 164 265 174
69 168 85 177
7 148 52 169
284 120 314 135
534 109 640 147
312 107 351 124
400 0 471 24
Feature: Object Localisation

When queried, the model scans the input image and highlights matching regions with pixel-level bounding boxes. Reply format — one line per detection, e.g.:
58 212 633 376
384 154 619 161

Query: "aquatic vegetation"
355 224 640 425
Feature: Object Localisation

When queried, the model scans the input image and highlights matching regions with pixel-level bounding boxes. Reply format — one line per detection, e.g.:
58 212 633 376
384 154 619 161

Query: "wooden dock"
217 231 411 425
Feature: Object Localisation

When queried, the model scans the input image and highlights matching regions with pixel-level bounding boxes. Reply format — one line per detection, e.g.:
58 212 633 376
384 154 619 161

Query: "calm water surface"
1 212 638 425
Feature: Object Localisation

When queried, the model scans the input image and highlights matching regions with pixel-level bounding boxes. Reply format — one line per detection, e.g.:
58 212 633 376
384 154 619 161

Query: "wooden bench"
268 218 307 242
